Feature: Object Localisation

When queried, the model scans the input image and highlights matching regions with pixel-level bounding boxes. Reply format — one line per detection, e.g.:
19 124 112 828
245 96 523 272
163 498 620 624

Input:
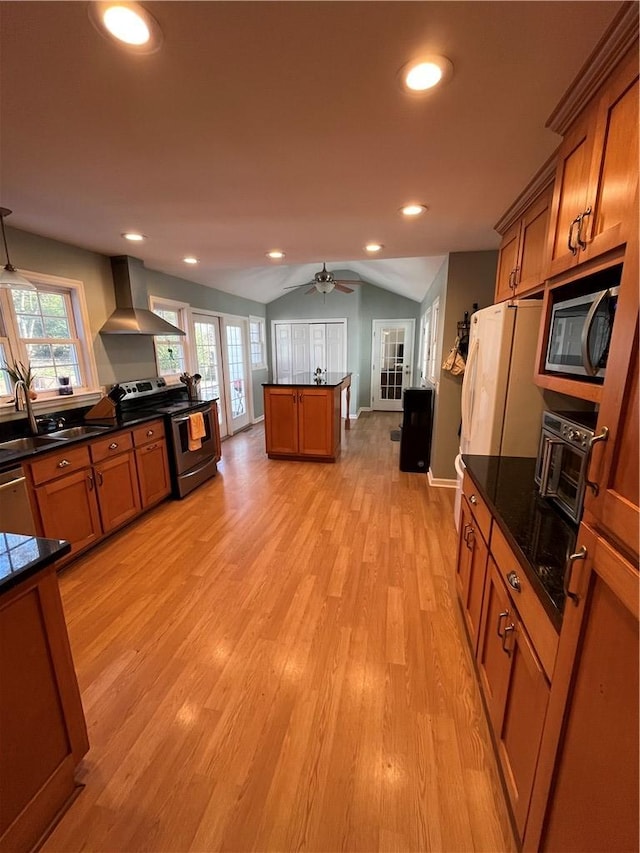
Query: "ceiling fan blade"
306 286 317 294
283 281 313 290
334 283 354 293
334 279 363 287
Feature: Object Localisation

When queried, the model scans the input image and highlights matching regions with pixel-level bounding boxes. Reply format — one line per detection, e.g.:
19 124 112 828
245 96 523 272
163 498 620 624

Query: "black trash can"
399 386 434 472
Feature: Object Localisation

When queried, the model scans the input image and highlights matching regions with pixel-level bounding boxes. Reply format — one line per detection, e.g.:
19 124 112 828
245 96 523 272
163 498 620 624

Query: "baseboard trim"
252 415 265 424
427 470 457 488
357 407 372 416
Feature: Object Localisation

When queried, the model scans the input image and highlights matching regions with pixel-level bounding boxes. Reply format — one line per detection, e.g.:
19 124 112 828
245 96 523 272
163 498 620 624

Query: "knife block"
84 397 117 421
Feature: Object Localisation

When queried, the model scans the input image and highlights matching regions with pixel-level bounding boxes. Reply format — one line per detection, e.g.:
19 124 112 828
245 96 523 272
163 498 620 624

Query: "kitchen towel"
188 411 206 451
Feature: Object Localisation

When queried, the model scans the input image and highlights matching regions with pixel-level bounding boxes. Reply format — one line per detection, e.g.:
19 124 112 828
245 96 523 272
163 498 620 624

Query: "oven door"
536 430 587 523
171 404 216 475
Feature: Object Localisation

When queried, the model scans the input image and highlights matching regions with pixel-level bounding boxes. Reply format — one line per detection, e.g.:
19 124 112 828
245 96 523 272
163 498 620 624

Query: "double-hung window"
150 297 190 379
249 316 267 370
0 271 97 400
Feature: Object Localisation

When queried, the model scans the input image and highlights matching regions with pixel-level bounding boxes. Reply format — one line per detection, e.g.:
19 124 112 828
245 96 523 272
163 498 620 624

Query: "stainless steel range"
116 377 219 498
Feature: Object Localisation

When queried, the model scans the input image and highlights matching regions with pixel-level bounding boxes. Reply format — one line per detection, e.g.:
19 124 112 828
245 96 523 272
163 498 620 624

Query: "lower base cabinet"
264 385 342 461
33 465 102 559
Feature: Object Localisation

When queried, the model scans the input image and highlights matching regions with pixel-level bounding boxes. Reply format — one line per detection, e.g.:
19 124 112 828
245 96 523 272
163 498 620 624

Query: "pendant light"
0 208 36 290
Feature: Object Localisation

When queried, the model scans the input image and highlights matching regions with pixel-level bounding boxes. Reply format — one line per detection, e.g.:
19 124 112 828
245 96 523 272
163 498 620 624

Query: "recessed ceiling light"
400 204 428 217
266 250 286 260
122 232 145 241
183 257 198 265
401 56 453 93
365 243 384 253
89 2 163 53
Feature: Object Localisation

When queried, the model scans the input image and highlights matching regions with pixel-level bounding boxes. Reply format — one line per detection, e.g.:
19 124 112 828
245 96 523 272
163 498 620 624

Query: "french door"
371 319 415 411
191 314 252 436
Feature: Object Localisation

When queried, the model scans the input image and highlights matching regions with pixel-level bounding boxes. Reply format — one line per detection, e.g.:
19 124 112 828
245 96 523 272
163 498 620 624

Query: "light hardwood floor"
44 412 516 852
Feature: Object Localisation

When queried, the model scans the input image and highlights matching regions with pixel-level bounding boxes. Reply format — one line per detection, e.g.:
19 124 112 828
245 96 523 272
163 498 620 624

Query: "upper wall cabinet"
545 47 639 278
495 183 553 303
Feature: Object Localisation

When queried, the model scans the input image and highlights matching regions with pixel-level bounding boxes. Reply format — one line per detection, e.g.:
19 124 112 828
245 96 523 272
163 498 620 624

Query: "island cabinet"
263 381 344 462
545 45 638 278
0 548 88 853
494 182 553 303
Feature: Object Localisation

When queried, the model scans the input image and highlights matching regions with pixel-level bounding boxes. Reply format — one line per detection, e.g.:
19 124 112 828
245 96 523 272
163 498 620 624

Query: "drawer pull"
564 546 587 605
109 442 119 450
146 429 154 437
469 494 478 506
497 610 509 638
57 459 71 468
506 570 521 592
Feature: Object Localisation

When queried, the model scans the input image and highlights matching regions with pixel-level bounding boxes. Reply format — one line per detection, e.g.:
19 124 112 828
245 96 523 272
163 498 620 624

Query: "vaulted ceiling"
0 1 622 303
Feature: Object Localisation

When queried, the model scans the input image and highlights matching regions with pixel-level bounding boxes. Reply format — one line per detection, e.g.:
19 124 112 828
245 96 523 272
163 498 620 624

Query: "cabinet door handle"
564 545 587 605
87 474 94 491
57 458 71 468
109 442 119 450
584 426 609 496
502 623 515 656
576 205 592 250
568 213 582 255
465 527 475 550
145 443 158 451
506 570 521 592
497 610 509 638
96 471 104 486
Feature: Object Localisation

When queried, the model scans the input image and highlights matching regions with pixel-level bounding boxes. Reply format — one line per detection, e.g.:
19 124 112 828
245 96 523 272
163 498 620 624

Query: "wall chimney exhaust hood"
99 255 186 335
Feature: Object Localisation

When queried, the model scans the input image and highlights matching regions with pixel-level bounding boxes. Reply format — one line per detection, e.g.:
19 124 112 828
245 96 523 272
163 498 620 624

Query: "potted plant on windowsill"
2 360 38 399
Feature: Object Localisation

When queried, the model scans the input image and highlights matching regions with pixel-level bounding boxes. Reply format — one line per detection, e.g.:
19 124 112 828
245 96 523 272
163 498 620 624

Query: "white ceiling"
0 1 622 304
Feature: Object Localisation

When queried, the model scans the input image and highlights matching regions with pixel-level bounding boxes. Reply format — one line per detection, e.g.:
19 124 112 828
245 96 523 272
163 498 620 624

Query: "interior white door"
371 319 415 411
273 320 346 380
310 324 326 373
224 317 251 433
292 324 310 379
325 323 345 374
192 314 228 438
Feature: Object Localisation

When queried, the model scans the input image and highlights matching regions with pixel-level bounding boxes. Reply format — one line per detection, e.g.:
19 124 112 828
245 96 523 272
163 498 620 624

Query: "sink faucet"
14 379 38 436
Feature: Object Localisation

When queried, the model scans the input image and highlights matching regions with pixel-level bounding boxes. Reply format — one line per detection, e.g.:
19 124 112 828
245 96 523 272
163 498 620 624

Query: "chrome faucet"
14 379 38 436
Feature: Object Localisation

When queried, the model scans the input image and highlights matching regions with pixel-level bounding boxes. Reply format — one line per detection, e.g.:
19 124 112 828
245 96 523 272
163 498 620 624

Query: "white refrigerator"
454 299 546 529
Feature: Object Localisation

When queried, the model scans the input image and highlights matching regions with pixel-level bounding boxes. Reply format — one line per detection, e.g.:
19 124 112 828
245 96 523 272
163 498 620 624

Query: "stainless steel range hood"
99 255 186 336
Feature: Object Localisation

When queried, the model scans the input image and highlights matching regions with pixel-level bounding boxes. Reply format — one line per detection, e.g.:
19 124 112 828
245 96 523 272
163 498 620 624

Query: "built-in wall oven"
535 410 598 524
116 377 219 499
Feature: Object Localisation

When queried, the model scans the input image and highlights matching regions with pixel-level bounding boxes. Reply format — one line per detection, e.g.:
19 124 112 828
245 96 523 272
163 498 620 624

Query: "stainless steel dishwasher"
0 466 37 535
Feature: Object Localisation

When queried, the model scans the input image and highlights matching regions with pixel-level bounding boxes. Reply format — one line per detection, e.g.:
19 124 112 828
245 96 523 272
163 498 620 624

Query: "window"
0 271 97 401
249 316 267 370
150 297 190 378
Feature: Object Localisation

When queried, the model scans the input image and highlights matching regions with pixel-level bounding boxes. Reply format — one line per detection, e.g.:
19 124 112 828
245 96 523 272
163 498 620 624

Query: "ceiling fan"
284 262 363 295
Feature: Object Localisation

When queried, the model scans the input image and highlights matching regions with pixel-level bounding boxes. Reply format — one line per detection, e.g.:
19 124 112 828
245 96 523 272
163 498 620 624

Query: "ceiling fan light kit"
283 262 364 297
0 208 36 290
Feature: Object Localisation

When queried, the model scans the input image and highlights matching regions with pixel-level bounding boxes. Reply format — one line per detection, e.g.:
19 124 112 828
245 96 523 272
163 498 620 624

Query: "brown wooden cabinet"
546 47 638 277
525 525 639 852
495 184 553 303
455 475 491 653
263 382 344 461
134 420 171 508
94 450 141 532
0 562 89 852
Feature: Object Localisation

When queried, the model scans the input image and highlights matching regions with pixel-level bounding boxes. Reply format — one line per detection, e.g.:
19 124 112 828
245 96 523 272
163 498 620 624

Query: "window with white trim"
249 316 267 370
0 272 97 401
150 297 190 378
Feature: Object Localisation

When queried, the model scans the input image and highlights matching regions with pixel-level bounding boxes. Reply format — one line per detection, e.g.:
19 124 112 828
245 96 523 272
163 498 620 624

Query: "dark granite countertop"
0 533 71 594
263 372 351 387
462 455 579 630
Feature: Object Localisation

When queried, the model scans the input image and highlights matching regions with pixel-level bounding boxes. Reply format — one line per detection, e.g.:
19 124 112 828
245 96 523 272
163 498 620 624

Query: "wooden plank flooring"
44 412 515 852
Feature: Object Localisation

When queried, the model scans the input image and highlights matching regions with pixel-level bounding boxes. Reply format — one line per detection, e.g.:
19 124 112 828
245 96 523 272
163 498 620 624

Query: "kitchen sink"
47 425 111 439
0 435 62 453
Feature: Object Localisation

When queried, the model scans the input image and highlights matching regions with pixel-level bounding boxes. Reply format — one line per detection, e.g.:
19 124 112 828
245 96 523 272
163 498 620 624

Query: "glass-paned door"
224 318 251 432
192 314 228 438
371 319 415 411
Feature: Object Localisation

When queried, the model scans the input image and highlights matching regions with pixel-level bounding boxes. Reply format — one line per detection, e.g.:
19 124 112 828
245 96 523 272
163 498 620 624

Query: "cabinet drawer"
28 445 91 486
90 431 133 463
133 420 166 447
462 473 492 542
491 523 559 679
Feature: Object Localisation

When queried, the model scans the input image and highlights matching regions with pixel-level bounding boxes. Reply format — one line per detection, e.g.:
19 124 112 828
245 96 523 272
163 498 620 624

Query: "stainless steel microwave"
545 286 619 379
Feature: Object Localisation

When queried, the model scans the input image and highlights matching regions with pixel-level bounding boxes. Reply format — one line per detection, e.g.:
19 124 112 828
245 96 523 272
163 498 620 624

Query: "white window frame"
149 295 192 383
0 269 100 406
249 316 267 370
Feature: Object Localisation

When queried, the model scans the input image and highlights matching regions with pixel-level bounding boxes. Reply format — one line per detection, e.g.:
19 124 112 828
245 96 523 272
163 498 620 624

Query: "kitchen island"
263 373 351 462
0 533 88 853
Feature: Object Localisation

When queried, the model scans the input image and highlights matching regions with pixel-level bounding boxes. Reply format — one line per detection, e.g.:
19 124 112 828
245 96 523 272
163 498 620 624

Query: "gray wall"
424 251 497 481
266 276 421 412
6 226 268 418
